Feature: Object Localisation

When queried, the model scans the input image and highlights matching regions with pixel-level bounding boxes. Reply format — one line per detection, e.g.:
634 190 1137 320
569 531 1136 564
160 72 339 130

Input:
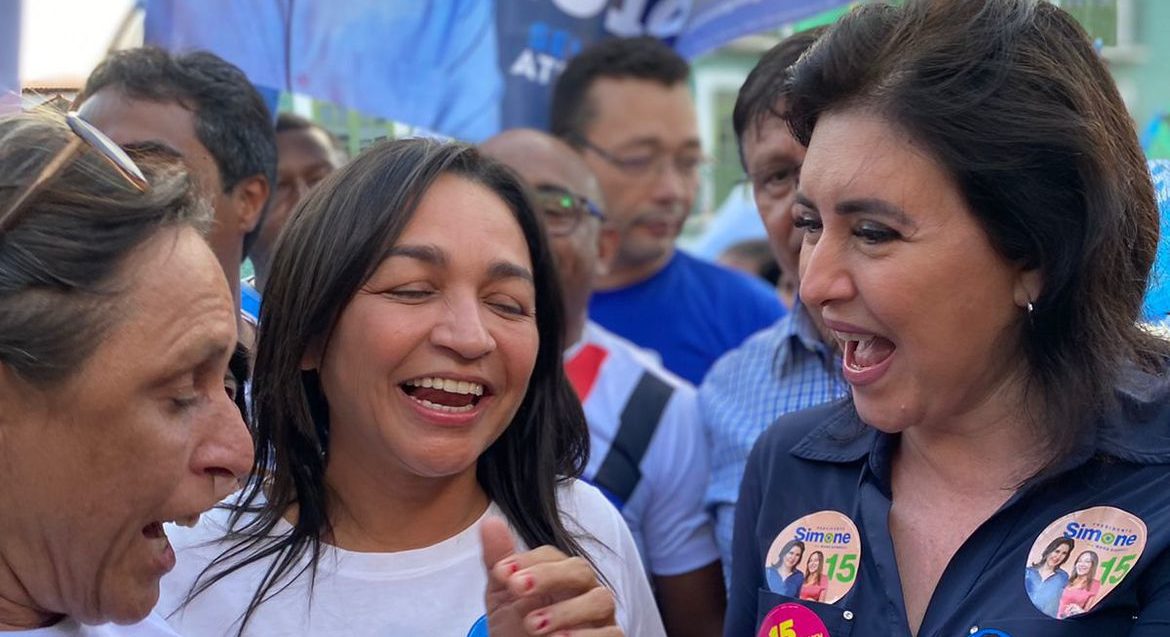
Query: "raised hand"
480 516 623 636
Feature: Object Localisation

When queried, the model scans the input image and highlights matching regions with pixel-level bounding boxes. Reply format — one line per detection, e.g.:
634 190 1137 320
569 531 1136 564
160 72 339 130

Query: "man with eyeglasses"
550 36 784 387
482 128 726 637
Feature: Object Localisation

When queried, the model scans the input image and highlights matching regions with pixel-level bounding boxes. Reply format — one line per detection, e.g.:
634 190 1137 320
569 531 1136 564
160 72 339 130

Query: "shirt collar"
788 398 877 464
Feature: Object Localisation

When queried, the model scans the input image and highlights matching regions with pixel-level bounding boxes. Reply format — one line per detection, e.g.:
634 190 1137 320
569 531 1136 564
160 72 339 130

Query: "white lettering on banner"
604 0 692 38
509 49 567 85
552 0 608 19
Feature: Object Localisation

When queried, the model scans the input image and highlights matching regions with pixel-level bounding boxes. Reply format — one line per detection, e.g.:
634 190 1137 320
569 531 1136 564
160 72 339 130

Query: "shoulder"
1096 369 1170 464
557 479 628 542
675 251 778 295
589 323 694 395
702 319 787 386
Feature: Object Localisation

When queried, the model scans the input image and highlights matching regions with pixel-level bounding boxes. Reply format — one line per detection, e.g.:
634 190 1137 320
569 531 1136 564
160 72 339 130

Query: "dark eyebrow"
488 261 533 284
385 244 446 266
837 198 916 227
794 194 916 228
385 244 531 283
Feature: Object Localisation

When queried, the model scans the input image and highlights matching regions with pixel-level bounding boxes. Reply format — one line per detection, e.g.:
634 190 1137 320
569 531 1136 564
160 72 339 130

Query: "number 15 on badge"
758 603 831 637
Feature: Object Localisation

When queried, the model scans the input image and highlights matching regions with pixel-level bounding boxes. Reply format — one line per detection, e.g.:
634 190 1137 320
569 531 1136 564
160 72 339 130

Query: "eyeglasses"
0 111 149 234
575 137 709 182
532 184 605 236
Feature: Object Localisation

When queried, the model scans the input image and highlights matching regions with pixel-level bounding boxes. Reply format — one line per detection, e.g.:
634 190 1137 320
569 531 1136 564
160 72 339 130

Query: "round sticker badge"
765 510 862 604
1023 506 1147 619
757 603 831 637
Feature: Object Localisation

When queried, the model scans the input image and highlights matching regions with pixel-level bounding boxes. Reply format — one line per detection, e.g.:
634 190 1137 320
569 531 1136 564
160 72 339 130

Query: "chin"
409 452 483 479
853 396 915 435
82 591 158 627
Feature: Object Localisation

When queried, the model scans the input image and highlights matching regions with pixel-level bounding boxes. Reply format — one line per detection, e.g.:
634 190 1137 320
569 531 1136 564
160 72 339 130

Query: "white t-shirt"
12 614 177 636
155 480 665 637
566 321 719 577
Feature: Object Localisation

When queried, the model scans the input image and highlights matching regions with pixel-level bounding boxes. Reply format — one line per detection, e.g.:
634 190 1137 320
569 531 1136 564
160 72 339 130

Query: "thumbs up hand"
480 516 622 636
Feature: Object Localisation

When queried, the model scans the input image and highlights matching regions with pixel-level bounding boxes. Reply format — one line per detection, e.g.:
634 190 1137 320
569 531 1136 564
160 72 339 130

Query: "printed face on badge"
1023 506 1147 619
765 510 862 604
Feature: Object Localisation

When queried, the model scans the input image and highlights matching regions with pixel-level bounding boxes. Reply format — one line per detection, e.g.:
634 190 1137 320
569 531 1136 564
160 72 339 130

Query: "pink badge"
757 602 831 637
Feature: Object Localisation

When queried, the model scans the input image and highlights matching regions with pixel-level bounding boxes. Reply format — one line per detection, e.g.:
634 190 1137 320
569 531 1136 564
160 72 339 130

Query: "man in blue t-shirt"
550 37 784 385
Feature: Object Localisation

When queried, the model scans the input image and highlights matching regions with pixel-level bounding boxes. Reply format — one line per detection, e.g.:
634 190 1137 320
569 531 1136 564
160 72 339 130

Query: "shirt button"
969 628 980 635
843 610 854 621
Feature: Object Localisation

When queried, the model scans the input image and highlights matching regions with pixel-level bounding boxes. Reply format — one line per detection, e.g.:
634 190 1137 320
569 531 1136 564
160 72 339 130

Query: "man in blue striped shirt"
698 28 849 586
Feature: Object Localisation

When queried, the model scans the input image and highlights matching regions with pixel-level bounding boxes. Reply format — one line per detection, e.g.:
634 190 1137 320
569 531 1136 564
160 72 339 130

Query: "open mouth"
401 376 490 414
141 513 202 574
841 334 896 373
141 513 200 540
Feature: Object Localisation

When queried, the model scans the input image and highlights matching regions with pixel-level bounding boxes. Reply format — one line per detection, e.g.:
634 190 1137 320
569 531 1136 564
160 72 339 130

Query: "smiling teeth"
404 377 484 396
414 398 476 413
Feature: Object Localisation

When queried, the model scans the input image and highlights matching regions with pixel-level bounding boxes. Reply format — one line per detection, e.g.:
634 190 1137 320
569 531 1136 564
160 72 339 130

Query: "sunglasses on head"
0 111 148 234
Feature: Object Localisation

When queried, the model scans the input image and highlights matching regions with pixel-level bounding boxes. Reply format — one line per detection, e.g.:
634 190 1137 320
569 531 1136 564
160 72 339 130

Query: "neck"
895 390 1042 494
564 310 586 351
595 248 674 290
322 458 489 553
0 555 59 630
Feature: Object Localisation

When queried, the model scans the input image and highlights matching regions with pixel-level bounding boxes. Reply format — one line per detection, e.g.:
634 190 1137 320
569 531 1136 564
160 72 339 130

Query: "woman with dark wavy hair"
727 1 1170 635
156 137 661 636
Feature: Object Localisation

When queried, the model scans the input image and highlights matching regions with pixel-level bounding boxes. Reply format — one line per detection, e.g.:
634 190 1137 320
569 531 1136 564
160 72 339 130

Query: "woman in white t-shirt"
0 115 252 635
157 139 664 636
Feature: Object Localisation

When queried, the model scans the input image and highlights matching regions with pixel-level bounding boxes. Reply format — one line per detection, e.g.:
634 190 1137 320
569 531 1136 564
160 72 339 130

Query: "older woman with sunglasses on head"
727 1 1170 636
0 112 253 635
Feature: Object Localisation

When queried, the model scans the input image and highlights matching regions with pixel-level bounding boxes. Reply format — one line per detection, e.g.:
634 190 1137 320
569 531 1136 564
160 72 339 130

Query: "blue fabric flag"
0 0 20 114
143 0 845 141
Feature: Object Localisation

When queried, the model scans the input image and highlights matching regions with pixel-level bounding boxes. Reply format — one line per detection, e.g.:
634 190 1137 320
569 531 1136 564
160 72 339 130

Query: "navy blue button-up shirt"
727 380 1170 637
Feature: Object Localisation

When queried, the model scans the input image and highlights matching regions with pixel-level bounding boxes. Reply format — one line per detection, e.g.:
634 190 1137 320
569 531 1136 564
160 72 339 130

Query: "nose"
191 394 255 493
649 158 692 205
430 292 497 360
798 232 855 310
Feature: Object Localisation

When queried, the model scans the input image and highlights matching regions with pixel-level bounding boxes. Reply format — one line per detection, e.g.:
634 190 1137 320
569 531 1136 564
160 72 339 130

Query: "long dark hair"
1031 537 1075 570
785 0 1170 472
769 539 805 572
185 138 591 634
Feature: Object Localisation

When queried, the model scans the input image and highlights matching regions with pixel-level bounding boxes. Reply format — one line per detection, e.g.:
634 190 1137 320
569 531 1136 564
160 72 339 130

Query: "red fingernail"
504 560 519 575
536 615 549 631
525 574 535 591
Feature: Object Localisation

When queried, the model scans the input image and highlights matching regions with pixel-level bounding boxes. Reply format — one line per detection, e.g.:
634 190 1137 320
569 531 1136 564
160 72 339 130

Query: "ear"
1013 267 1043 309
594 225 621 277
230 175 271 235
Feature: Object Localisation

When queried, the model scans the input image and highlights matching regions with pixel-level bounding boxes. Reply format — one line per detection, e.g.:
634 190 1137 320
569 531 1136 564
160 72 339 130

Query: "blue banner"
0 0 20 114
143 0 843 140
